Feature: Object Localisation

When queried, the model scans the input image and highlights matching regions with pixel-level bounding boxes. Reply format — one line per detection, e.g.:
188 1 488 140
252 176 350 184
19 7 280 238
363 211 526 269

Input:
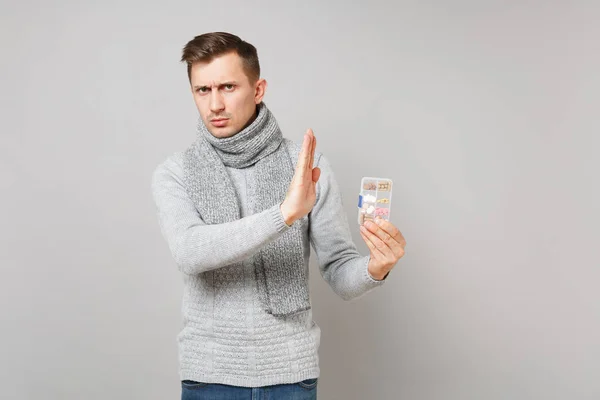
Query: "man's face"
190 52 265 138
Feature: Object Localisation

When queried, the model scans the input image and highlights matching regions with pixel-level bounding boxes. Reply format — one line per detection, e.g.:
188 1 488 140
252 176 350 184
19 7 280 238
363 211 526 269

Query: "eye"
224 84 235 91
196 87 209 93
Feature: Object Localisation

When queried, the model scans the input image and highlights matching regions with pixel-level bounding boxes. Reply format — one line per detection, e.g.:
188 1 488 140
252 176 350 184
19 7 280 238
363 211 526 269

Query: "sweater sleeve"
308 153 388 301
151 153 291 275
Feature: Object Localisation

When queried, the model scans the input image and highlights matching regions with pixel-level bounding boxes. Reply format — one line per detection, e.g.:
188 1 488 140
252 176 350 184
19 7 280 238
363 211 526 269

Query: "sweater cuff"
270 202 292 233
364 255 389 284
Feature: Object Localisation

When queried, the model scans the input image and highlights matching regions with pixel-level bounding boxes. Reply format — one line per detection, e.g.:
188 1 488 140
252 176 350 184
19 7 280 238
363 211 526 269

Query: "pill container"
357 177 393 225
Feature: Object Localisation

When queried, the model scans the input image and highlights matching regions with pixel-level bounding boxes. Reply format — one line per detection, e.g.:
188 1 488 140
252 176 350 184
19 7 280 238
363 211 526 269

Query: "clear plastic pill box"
357 177 393 225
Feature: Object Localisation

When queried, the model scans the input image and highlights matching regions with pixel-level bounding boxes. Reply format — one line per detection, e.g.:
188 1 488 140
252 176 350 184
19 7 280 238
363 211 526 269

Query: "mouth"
210 118 229 127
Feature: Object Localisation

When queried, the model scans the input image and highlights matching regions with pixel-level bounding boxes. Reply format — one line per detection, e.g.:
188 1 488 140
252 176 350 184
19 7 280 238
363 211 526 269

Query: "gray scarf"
181 102 311 317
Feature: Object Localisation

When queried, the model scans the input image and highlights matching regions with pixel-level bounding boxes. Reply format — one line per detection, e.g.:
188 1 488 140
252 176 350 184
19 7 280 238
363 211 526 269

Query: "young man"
151 32 406 399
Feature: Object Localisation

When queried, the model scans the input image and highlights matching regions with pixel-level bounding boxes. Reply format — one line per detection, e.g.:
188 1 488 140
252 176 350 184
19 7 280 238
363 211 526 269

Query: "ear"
254 78 267 104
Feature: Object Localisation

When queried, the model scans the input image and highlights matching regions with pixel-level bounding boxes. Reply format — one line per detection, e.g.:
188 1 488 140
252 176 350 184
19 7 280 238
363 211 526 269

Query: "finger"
360 230 385 259
373 219 406 250
378 218 402 241
296 131 311 181
360 225 390 257
303 128 315 184
373 219 406 258
364 220 403 255
360 230 396 267
308 128 316 173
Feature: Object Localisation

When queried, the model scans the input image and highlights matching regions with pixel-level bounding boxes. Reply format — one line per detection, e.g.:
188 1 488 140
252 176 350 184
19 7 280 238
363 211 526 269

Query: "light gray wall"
2 1 598 399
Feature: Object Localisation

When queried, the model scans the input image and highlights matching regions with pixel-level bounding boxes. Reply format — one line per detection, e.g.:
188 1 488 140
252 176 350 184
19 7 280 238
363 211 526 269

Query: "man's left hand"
359 217 406 280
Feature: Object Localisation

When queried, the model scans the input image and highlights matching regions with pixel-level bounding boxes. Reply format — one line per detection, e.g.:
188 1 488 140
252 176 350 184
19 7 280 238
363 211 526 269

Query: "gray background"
2 0 599 399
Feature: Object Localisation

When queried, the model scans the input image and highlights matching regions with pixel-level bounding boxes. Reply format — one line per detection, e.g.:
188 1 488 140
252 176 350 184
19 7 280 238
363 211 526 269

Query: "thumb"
312 167 321 183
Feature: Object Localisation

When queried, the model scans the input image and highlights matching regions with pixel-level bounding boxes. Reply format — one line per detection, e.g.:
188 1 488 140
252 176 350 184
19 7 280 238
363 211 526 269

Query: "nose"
209 90 225 114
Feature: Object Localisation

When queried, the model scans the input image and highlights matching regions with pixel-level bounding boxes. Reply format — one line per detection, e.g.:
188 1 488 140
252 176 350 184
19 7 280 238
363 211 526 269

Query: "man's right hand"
280 128 321 226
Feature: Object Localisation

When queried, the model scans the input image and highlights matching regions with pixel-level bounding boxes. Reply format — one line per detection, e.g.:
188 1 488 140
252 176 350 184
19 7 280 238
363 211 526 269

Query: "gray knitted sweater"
151 138 387 387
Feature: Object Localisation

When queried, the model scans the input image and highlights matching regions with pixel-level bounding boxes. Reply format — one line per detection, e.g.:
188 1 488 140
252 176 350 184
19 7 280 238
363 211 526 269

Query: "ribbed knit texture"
182 102 309 316
151 138 388 387
197 102 281 169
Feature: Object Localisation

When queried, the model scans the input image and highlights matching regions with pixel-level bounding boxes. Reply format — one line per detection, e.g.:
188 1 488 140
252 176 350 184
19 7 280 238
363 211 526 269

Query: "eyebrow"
193 81 238 89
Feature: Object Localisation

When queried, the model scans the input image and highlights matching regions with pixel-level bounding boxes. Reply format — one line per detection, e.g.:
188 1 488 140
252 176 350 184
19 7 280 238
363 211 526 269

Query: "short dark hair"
180 32 260 84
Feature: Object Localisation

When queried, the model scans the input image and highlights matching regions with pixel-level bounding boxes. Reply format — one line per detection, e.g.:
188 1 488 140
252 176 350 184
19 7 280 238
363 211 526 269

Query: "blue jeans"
181 378 318 399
